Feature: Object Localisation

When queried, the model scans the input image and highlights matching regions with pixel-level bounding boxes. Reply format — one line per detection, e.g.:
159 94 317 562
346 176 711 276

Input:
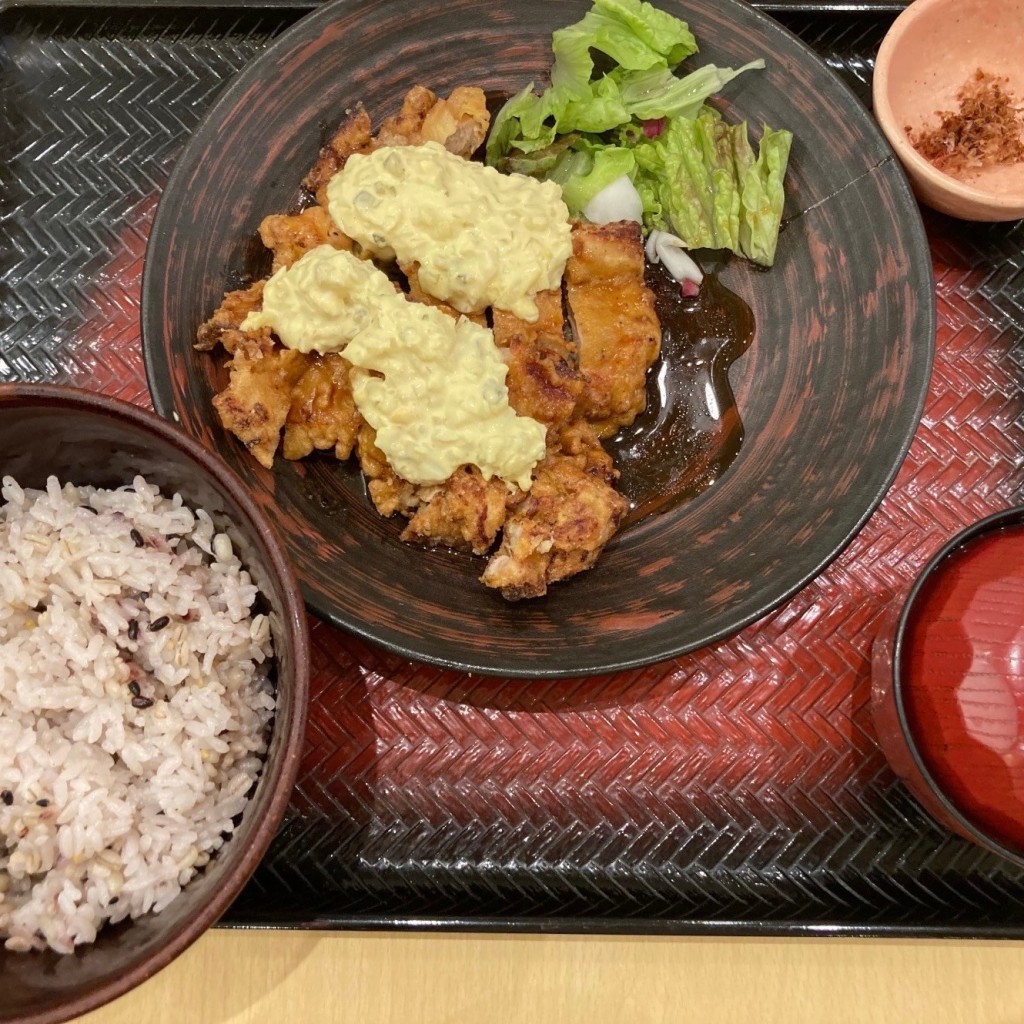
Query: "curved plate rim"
142 0 935 678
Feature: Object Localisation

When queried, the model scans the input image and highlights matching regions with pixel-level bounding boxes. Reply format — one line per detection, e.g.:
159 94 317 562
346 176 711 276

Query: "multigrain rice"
0 475 275 953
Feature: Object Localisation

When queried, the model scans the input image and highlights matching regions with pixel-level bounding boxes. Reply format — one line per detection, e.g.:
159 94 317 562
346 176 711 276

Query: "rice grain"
0 475 275 954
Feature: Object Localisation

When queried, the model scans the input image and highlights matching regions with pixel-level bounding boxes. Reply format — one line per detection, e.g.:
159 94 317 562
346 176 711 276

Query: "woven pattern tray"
4 1 1024 936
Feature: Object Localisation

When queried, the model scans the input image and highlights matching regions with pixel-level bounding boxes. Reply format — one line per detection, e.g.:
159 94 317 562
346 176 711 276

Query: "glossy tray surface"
3 2 1024 935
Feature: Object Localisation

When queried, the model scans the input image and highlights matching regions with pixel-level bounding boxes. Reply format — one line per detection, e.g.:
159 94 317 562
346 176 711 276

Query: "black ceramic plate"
142 0 934 678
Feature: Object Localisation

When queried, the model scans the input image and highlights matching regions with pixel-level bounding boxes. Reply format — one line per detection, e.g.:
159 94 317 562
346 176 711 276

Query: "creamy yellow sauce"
241 244 394 353
243 245 546 489
325 141 572 321
346 300 545 490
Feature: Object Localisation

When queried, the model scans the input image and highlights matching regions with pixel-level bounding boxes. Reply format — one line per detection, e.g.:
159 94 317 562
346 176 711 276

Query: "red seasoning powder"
907 69 1024 177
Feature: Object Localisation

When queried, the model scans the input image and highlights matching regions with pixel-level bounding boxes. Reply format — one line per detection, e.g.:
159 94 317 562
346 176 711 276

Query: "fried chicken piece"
195 280 269 355
491 289 567 350
282 353 362 461
554 420 618 479
564 220 661 438
504 336 583 430
303 86 489 211
492 289 582 429
481 447 628 600
260 205 353 272
375 86 438 148
419 85 490 158
376 85 489 158
213 347 311 469
401 465 510 555
355 423 420 518
304 105 374 206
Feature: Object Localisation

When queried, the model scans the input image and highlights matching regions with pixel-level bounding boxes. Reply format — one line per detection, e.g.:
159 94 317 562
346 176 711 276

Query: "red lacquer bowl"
872 506 1024 865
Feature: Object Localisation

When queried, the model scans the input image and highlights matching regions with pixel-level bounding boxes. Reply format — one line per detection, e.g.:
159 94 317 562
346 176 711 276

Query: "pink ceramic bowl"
872 0 1024 221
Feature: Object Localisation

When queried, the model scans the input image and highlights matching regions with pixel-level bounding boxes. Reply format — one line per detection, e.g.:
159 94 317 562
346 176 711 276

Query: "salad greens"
485 0 793 267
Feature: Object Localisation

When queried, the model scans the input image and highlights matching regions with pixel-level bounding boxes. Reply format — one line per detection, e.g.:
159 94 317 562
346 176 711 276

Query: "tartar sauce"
241 244 394 353
325 141 572 322
242 245 546 489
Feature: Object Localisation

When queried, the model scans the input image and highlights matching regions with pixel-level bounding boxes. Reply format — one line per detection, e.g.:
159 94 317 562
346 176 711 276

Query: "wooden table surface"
77 930 1024 1023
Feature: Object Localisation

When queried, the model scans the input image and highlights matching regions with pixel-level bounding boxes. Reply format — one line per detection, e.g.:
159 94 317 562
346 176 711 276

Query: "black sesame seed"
131 696 154 710
36 799 49 808
128 619 139 642
130 528 144 548
109 897 119 905
128 681 141 698
1 790 12 806
149 616 170 632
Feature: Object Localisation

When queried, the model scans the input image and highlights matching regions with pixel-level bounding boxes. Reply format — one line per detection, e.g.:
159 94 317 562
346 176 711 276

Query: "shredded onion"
582 175 643 225
645 229 703 287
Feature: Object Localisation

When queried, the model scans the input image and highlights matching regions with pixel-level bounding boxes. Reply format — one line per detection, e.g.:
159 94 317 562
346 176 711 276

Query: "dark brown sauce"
609 261 755 526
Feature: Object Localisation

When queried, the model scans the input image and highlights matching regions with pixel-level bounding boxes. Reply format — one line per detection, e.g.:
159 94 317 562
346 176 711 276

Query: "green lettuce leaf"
613 60 764 120
495 132 581 177
485 84 555 166
736 126 793 266
484 0 793 266
555 76 630 133
488 0 704 165
548 146 637 215
550 0 697 98
632 106 792 265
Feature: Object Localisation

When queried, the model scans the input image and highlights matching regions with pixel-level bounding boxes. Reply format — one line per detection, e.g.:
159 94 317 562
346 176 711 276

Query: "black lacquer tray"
5 0 1024 938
